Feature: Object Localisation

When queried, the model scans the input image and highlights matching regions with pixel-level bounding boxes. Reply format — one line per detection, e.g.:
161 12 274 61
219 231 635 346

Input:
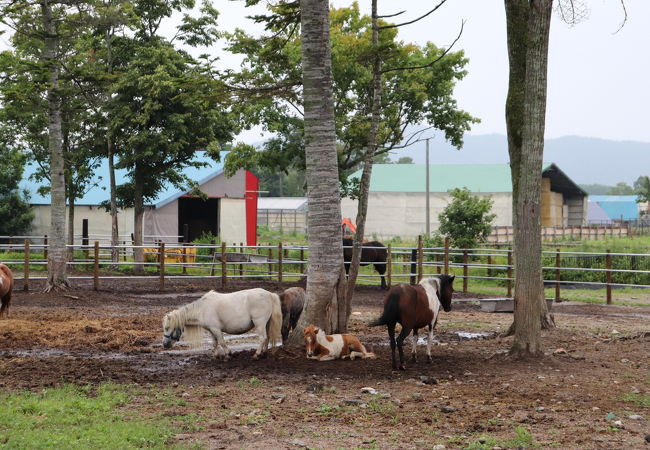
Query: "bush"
438 188 496 249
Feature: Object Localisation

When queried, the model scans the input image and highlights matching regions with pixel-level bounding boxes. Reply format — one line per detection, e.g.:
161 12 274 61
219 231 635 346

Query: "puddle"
456 331 494 340
0 348 134 360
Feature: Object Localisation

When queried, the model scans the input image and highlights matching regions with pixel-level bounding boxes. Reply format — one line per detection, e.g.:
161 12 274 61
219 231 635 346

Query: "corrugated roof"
587 201 613 224
258 197 307 211
20 152 225 207
351 163 554 193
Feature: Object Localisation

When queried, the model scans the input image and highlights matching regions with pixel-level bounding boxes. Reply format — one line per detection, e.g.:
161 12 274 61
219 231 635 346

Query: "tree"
287 0 347 342
396 156 414 164
608 182 634 195
634 175 650 214
0 139 33 236
504 0 554 356
438 188 495 249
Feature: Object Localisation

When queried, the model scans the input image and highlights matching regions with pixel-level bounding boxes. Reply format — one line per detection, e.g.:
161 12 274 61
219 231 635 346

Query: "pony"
280 286 305 343
303 324 376 361
342 237 388 290
162 288 282 360
369 275 455 370
0 264 14 319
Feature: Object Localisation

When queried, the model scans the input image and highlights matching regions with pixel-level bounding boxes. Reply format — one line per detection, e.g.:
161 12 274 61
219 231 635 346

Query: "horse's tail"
368 289 400 327
267 293 283 347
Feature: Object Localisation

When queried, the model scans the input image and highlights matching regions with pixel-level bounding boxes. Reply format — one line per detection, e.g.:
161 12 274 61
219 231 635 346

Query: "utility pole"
425 138 430 236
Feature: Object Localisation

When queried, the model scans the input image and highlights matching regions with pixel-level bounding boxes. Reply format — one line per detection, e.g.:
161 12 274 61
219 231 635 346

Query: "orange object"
341 218 357 234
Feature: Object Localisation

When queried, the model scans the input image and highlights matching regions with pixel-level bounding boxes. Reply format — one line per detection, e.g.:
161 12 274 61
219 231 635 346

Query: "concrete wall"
220 198 247 244
341 192 512 239
30 205 136 244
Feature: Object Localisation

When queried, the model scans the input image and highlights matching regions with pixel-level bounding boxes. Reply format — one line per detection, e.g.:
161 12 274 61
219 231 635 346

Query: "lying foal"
303 324 376 361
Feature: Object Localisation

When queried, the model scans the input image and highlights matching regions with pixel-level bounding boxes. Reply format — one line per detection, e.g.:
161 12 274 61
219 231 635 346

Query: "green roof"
352 163 554 193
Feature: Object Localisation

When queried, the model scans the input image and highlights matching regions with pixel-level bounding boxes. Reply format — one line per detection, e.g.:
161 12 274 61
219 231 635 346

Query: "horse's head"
162 313 183 349
303 324 320 358
437 275 455 312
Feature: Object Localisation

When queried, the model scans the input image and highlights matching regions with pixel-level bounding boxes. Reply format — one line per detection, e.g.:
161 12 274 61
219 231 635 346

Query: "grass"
463 426 537 449
0 384 183 449
621 393 650 408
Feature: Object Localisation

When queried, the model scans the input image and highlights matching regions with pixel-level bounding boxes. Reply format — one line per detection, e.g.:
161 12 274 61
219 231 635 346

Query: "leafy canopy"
438 187 496 249
223 2 478 181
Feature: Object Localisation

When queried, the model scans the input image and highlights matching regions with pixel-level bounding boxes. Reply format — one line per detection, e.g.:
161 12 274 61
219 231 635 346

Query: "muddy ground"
1 277 649 449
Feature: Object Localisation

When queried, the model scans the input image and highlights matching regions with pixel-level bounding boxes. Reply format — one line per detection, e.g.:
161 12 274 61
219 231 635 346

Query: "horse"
302 324 376 361
342 237 388 290
369 275 455 370
0 264 14 319
162 288 282 360
280 286 305 343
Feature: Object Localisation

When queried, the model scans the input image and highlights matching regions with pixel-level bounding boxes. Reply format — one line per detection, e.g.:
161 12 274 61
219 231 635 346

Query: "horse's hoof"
427 356 433 363
398 364 406 371
252 354 259 360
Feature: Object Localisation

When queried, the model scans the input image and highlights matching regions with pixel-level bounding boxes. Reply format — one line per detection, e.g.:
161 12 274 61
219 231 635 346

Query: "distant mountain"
391 134 650 185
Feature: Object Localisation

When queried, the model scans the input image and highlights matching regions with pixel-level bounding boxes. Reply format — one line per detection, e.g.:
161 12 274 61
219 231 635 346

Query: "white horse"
162 288 282 360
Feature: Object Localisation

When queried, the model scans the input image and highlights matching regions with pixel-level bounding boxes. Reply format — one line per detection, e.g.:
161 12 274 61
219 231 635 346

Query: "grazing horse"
342 237 388 290
0 264 14 319
303 324 376 361
162 288 282 360
280 287 305 343
370 275 455 370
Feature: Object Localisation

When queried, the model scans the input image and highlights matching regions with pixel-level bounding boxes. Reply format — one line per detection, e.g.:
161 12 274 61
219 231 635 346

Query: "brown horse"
370 275 455 370
342 237 388 290
303 324 376 361
280 287 305 343
0 264 14 319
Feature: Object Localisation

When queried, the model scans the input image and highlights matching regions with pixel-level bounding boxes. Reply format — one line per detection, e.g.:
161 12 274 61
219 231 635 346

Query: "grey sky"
2 1 647 144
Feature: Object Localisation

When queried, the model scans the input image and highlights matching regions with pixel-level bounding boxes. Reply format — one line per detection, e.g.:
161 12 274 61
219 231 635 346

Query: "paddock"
1 277 648 449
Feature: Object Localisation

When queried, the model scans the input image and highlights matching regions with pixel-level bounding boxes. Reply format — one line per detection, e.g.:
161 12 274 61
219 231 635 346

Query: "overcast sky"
2 1 648 144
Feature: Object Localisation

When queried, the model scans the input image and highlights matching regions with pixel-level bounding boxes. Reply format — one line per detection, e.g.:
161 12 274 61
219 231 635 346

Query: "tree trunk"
133 166 145 275
505 0 554 356
345 0 382 318
41 0 69 291
67 190 75 261
108 136 120 265
288 0 346 344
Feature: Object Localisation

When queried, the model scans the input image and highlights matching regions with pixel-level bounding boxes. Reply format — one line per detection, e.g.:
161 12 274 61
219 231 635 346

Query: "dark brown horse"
0 264 14 319
342 238 388 290
370 275 455 370
280 287 305 343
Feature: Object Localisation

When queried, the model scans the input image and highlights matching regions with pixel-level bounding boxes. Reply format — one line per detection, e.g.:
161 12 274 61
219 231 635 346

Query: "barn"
340 162 587 239
257 197 308 234
20 152 259 245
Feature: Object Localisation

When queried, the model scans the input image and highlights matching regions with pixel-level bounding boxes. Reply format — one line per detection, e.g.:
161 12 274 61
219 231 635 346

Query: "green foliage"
634 175 650 204
192 231 219 256
608 182 635 195
438 188 496 249
0 142 33 235
223 3 478 185
0 384 176 448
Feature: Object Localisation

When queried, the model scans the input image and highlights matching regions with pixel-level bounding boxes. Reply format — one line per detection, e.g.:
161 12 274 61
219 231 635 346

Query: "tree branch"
378 0 447 30
381 20 464 74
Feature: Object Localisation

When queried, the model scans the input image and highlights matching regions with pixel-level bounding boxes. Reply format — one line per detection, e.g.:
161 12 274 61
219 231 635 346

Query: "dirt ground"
1 277 649 449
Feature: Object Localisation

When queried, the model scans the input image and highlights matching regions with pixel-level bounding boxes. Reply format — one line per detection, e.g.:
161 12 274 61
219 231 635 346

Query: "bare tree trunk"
288 0 346 344
42 0 68 291
108 136 120 265
505 0 554 356
133 167 145 275
345 0 382 319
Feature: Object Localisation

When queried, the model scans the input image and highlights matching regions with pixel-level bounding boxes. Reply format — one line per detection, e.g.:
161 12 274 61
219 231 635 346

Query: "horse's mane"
166 291 216 347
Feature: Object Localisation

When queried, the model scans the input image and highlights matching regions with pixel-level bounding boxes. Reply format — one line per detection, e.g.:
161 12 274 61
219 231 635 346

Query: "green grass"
621 393 650 408
0 384 196 449
464 426 537 449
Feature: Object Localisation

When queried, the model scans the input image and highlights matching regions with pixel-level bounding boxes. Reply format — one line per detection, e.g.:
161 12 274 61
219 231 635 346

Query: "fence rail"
1 237 649 305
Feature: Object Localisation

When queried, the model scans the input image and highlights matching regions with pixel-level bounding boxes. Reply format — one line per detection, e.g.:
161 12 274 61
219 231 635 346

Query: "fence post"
555 248 561 303
387 244 392 288
278 242 283 283
210 240 216 276
507 249 513 298
462 250 468 293
221 242 227 289
182 245 187 275
300 248 305 274
443 237 450 275
417 235 423 282
410 249 417 285
44 234 48 261
159 242 165 290
93 241 99 291
606 249 612 305
239 242 244 278
268 246 273 279
82 219 89 264
23 239 29 291
487 254 492 278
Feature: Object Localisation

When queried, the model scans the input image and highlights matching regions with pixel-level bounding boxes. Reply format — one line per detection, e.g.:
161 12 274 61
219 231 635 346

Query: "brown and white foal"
302 324 376 361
